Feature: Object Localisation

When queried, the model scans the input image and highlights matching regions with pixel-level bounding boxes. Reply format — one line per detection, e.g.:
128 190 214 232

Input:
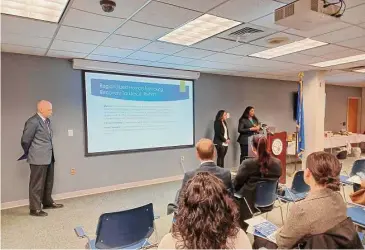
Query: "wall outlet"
70 168 76 175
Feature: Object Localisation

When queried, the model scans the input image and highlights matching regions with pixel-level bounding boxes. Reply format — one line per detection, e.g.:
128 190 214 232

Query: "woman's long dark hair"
172 172 239 249
252 135 271 175
215 110 226 121
239 106 258 123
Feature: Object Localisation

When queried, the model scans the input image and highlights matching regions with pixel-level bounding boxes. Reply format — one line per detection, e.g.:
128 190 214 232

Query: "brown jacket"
276 188 347 249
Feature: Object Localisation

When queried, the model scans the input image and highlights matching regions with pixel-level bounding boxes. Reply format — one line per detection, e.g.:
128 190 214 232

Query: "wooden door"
347 98 359 133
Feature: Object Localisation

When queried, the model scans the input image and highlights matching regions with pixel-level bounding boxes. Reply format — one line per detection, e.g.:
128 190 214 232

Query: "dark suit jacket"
181 161 233 192
21 114 54 165
213 120 230 146
237 118 258 145
234 157 282 209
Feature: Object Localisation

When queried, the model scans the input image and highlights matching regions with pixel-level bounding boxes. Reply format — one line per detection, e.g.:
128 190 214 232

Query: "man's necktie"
45 118 51 133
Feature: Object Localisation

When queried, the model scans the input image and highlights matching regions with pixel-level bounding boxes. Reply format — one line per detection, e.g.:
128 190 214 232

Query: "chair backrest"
350 159 365 177
255 179 278 208
291 171 310 193
95 203 154 249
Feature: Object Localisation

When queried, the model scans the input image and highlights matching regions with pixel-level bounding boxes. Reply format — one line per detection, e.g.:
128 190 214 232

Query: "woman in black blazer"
234 135 282 228
213 110 230 168
237 106 260 163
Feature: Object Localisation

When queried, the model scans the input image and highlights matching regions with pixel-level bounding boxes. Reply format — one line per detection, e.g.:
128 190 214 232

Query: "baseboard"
1 174 184 210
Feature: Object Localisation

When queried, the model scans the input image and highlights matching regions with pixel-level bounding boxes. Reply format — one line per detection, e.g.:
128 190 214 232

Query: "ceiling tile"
273 53 325 64
300 44 348 56
250 13 287 31
240 56 294 69
47 50 88 59
119 58 154 66
158 56 194 65
56 26 109 45
249 32 304 48
156 0 227 12
1 44 46 56
341 4 365 24
189 60 239 70
225 43 266 56
337 36 365 49
203 53 245 64
127 51 167 61
86 54 122 62
193 37 240 51
50 40 97 53
92 46 134 57
1 33 51 49
115 21 172 40
71 0 149 18
1 14 57 38
173 48 216 59
102 35 151 50
209 0 284 22
313 26 365 43
63 9 124 32
131 1 201 28
141 41 185 54
284 21 350 38
320 48 365 60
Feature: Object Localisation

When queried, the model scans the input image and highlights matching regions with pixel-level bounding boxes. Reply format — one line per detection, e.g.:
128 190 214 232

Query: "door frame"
347 97 361 133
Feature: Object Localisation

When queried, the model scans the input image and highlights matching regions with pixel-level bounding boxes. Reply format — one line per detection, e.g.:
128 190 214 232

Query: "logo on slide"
90 79 190 102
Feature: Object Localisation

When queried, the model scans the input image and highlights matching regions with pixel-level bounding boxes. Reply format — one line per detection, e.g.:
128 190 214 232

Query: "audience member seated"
181 138 233 192
234 135 282 228
271 152 362 249
158 172 251 249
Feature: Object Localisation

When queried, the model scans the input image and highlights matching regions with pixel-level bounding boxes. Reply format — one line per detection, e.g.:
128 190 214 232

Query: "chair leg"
280 206 284 225
265 212 268 220
342 185 347 202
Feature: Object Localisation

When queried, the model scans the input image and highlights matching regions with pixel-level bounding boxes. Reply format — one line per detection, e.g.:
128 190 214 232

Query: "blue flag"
296 79 305 158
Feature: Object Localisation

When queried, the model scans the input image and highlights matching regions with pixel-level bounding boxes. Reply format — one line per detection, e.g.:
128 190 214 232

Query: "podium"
267 132 287 184
247 132 287 184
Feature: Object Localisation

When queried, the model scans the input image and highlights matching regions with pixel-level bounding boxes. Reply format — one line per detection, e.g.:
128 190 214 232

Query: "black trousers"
29 163 55 210
215 145 228 168
239 144 249 164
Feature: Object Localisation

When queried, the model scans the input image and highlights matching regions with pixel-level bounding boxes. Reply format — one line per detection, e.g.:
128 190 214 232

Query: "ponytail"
253 136 271 175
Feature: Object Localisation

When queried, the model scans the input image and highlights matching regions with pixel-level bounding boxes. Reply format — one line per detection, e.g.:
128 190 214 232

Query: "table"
287 134 365 155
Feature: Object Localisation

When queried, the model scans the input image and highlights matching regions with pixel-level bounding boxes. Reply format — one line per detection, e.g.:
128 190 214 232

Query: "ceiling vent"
228 27 264 37
217 23 276 43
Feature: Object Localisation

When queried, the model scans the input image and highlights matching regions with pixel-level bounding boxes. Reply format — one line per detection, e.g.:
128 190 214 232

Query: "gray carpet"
1 156 361 249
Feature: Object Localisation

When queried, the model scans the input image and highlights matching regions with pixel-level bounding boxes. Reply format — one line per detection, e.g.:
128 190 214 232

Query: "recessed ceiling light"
249 38 327 59
1 0 70 23
158 14 241 46
311 54 365 67
353 68 365 73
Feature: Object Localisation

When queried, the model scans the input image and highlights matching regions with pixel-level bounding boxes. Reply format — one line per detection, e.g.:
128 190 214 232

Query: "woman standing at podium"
237 106 260 163
213 110 230 168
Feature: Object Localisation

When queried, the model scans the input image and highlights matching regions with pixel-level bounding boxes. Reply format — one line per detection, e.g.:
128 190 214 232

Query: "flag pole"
293 72 304 175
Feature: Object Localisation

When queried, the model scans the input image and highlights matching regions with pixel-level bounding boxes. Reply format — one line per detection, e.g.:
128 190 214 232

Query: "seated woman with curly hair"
158 172 251 249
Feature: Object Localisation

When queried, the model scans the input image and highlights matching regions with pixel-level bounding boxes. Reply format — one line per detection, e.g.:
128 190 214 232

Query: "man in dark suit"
21 100 63 217
181 138 233 191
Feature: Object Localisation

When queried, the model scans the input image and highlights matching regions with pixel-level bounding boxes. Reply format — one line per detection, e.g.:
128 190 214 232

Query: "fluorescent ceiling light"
353 68 365 73
311 54 365 67
250 38 327 59
158 14 241 46
1 0 69 23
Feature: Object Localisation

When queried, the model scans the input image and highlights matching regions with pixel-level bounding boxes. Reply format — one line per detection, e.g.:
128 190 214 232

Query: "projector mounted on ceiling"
275 0 341 31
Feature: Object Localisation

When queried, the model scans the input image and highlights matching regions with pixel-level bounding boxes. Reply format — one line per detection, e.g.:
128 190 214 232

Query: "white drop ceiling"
1 0 365 86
